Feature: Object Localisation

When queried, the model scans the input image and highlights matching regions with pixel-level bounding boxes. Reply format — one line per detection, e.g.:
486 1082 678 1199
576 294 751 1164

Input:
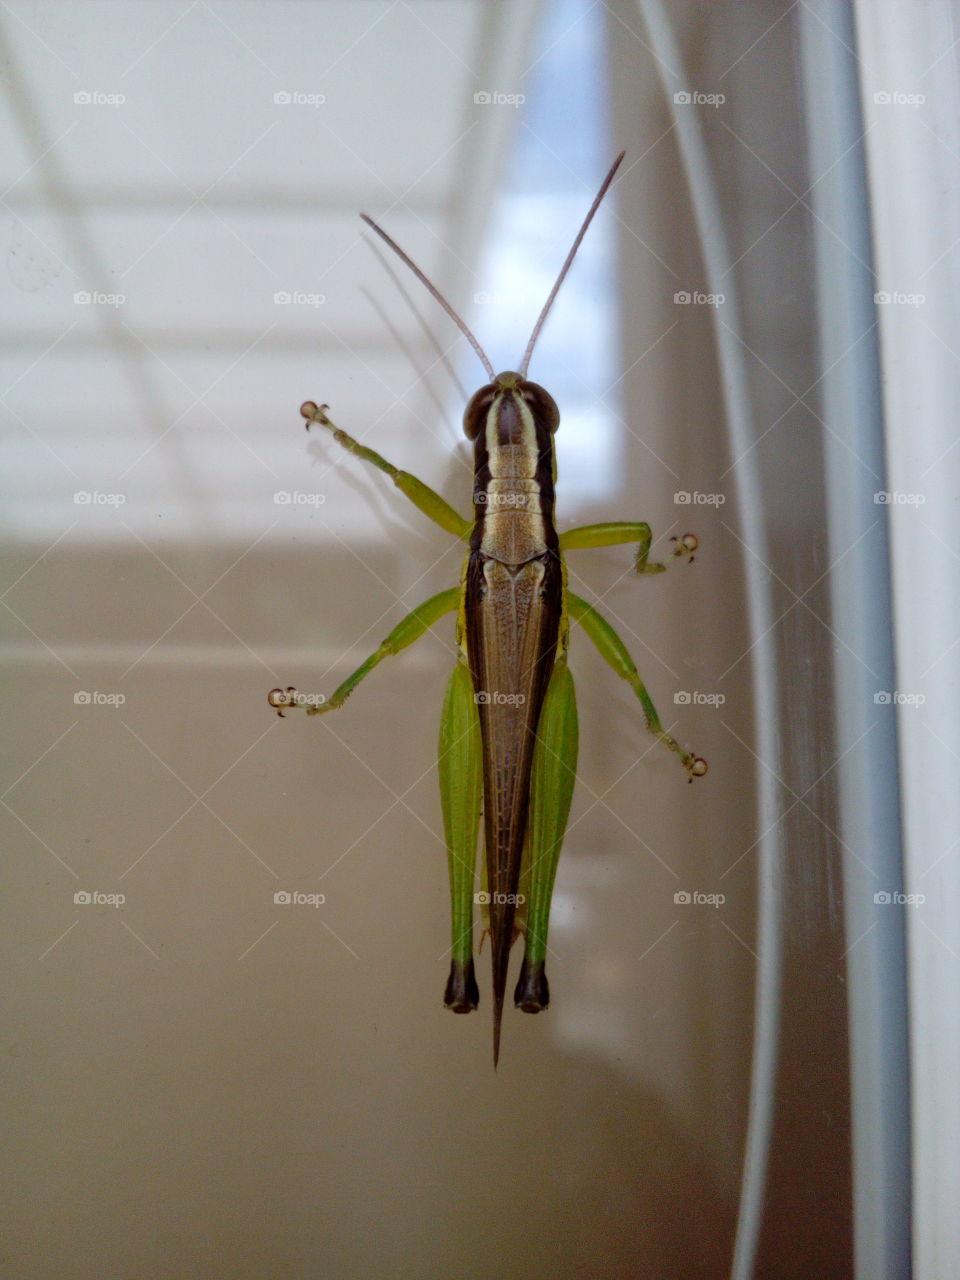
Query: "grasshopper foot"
444 959 479 1013
514 957 549 1012
670 532 699 564
300 401 330 429
635 533 698 574
267 686 330 717
685 754 708 783
268 687 299 717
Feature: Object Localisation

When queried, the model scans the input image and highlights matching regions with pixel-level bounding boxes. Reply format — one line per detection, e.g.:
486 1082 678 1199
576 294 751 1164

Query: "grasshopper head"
462 372 560 441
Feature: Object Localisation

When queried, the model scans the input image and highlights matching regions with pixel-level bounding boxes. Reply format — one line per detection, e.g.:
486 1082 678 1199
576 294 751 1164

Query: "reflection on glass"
458 0 619 509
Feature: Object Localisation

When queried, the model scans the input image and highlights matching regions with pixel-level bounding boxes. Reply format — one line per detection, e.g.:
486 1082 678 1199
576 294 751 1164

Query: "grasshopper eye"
463 384 497 440
520 381 560 433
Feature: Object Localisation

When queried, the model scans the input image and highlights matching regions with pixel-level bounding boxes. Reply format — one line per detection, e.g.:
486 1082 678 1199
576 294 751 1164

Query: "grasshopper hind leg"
438 660 483 1014
514 658 579 1014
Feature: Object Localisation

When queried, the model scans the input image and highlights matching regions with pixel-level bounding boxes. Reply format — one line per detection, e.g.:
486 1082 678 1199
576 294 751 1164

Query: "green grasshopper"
270 151 706 1064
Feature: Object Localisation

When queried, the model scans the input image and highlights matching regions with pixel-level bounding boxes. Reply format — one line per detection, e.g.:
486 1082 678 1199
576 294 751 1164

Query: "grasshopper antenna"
359 213 496 382
519 150 626 379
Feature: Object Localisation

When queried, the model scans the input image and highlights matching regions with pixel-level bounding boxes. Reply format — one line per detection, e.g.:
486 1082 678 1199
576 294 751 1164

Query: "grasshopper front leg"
559 521 698 572
301 401 471 539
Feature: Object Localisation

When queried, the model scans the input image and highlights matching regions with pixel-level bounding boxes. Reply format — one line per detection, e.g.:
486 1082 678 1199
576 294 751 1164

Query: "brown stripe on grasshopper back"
459 372 566 1062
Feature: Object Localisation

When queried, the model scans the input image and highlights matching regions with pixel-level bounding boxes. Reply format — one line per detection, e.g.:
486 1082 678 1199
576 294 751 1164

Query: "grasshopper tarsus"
514 956 549 1013
670 532 699 564
268 686 298 716
300 400 329 429
268 686 330 718
444 959 479 1013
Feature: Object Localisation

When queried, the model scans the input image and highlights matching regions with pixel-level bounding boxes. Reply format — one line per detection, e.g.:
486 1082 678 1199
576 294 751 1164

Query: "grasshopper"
270 151 706 1064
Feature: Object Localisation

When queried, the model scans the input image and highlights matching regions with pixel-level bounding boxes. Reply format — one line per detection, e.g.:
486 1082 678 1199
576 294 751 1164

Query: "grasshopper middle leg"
269 587 460 716
567 593 707 779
